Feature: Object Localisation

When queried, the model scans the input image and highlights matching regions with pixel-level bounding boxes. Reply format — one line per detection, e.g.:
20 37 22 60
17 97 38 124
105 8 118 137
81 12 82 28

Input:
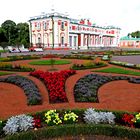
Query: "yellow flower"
136 113 140 120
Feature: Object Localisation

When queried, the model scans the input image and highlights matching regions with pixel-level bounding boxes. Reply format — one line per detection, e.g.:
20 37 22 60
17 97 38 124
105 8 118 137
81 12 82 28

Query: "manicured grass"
29 59 71 65
93 67 140 76
0 72 13 76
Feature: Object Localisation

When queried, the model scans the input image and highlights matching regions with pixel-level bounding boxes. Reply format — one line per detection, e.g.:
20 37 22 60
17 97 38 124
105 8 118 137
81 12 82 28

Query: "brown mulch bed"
0 58 140 119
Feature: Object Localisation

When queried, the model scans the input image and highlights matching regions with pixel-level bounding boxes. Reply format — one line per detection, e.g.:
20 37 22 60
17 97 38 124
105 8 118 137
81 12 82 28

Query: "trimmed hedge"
1 108 139 139
5 124 140 140
71 62 107 70
61 54 95 60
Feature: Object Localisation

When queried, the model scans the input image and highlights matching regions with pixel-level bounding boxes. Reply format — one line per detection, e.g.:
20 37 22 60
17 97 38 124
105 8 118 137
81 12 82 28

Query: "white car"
8 48 20 53
29 47 44 52
19 48 29 52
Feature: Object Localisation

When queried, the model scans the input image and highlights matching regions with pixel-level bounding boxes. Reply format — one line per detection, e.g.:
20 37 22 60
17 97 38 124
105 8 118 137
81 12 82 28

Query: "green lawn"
29 59 71 65
93 67 140 76
0 71 13 76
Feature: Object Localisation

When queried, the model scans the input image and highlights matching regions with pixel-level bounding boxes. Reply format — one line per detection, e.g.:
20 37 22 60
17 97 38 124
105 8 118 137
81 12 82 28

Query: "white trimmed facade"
29 12 121 50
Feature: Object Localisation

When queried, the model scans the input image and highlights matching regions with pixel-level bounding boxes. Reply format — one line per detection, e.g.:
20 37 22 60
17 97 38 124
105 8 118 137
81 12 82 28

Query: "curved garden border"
4 124 140 140
0 75 42 105
74 73 140 102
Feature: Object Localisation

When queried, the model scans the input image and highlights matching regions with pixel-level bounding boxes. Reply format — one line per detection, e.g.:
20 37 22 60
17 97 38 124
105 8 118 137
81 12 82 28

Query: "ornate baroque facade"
29 12 121 50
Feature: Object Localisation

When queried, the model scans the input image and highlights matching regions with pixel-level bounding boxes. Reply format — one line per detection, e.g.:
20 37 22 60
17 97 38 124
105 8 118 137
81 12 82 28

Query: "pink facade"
119 36 140 48
29 12 121 50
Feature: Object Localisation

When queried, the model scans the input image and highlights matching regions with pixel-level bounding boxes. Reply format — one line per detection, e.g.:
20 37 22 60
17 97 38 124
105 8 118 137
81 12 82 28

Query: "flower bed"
1 108 140 140
71 61 107 70
74 73 140 102
109 60 140 70
30 70 76 103
0 75 42 105
0 63 35 72
42 54 59 58
60 54 95 60
0 55 41 62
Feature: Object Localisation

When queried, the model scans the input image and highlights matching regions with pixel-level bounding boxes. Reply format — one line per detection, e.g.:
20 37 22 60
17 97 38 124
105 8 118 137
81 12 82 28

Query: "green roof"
120 36 140 41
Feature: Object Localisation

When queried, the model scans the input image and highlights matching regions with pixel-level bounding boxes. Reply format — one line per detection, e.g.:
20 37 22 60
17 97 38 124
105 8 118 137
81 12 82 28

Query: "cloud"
0 0 140 36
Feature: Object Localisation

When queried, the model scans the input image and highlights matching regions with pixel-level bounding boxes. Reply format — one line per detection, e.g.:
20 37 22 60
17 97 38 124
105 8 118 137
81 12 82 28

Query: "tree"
130 31 140 38
0 27 7 42
16 23 29 47
0 20 30 48
1 20 17 45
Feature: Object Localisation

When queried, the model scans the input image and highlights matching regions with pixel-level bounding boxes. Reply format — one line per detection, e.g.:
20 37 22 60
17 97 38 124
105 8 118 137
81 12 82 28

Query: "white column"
81 34 84 47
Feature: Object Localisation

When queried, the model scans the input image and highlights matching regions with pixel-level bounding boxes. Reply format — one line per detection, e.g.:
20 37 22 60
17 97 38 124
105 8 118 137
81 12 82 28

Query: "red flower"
30 70 76 103
122 114 135 128
33 114 42 128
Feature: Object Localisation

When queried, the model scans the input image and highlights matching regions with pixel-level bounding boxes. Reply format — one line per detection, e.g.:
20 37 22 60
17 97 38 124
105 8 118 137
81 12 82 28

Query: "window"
61 37 64 45
43 22 47 30
37 22 41 30
99 37 102 44
61 22 64 30
38 37 41 44
74 36 77 46
69 36 72 46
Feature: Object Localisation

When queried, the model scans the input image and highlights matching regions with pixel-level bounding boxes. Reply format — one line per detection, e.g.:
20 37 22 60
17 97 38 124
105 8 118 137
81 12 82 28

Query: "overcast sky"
0 0 140 37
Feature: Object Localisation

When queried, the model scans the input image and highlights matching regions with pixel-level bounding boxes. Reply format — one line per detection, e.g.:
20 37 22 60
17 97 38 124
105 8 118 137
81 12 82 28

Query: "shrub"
83 108 115 124
3 114 34 135
0 120 4 137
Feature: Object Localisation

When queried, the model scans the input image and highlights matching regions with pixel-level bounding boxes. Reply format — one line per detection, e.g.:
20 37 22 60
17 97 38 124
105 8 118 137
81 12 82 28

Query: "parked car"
8 48 20 53
19 48 29 52
29 47 43 52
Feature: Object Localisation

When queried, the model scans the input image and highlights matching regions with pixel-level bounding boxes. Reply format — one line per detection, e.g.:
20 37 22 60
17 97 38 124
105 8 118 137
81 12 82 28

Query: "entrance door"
78 34 81 46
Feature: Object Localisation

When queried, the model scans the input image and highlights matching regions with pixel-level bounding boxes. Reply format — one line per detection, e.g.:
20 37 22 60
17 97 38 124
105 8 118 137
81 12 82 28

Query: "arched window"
61 37 64 45
38 37 41 44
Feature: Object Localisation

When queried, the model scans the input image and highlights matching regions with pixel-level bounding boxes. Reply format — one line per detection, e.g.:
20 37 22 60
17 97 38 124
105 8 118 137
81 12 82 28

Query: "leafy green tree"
16 23 29 47
0 27 7 42
1 20 17 45
130 31 140 38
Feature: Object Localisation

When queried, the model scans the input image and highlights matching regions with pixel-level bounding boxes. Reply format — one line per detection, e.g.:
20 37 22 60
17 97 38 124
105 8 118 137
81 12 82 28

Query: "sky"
0 0 140 37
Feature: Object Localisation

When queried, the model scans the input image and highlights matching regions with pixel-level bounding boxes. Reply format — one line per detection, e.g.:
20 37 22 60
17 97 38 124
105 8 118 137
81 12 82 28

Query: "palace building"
29 12 121 50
